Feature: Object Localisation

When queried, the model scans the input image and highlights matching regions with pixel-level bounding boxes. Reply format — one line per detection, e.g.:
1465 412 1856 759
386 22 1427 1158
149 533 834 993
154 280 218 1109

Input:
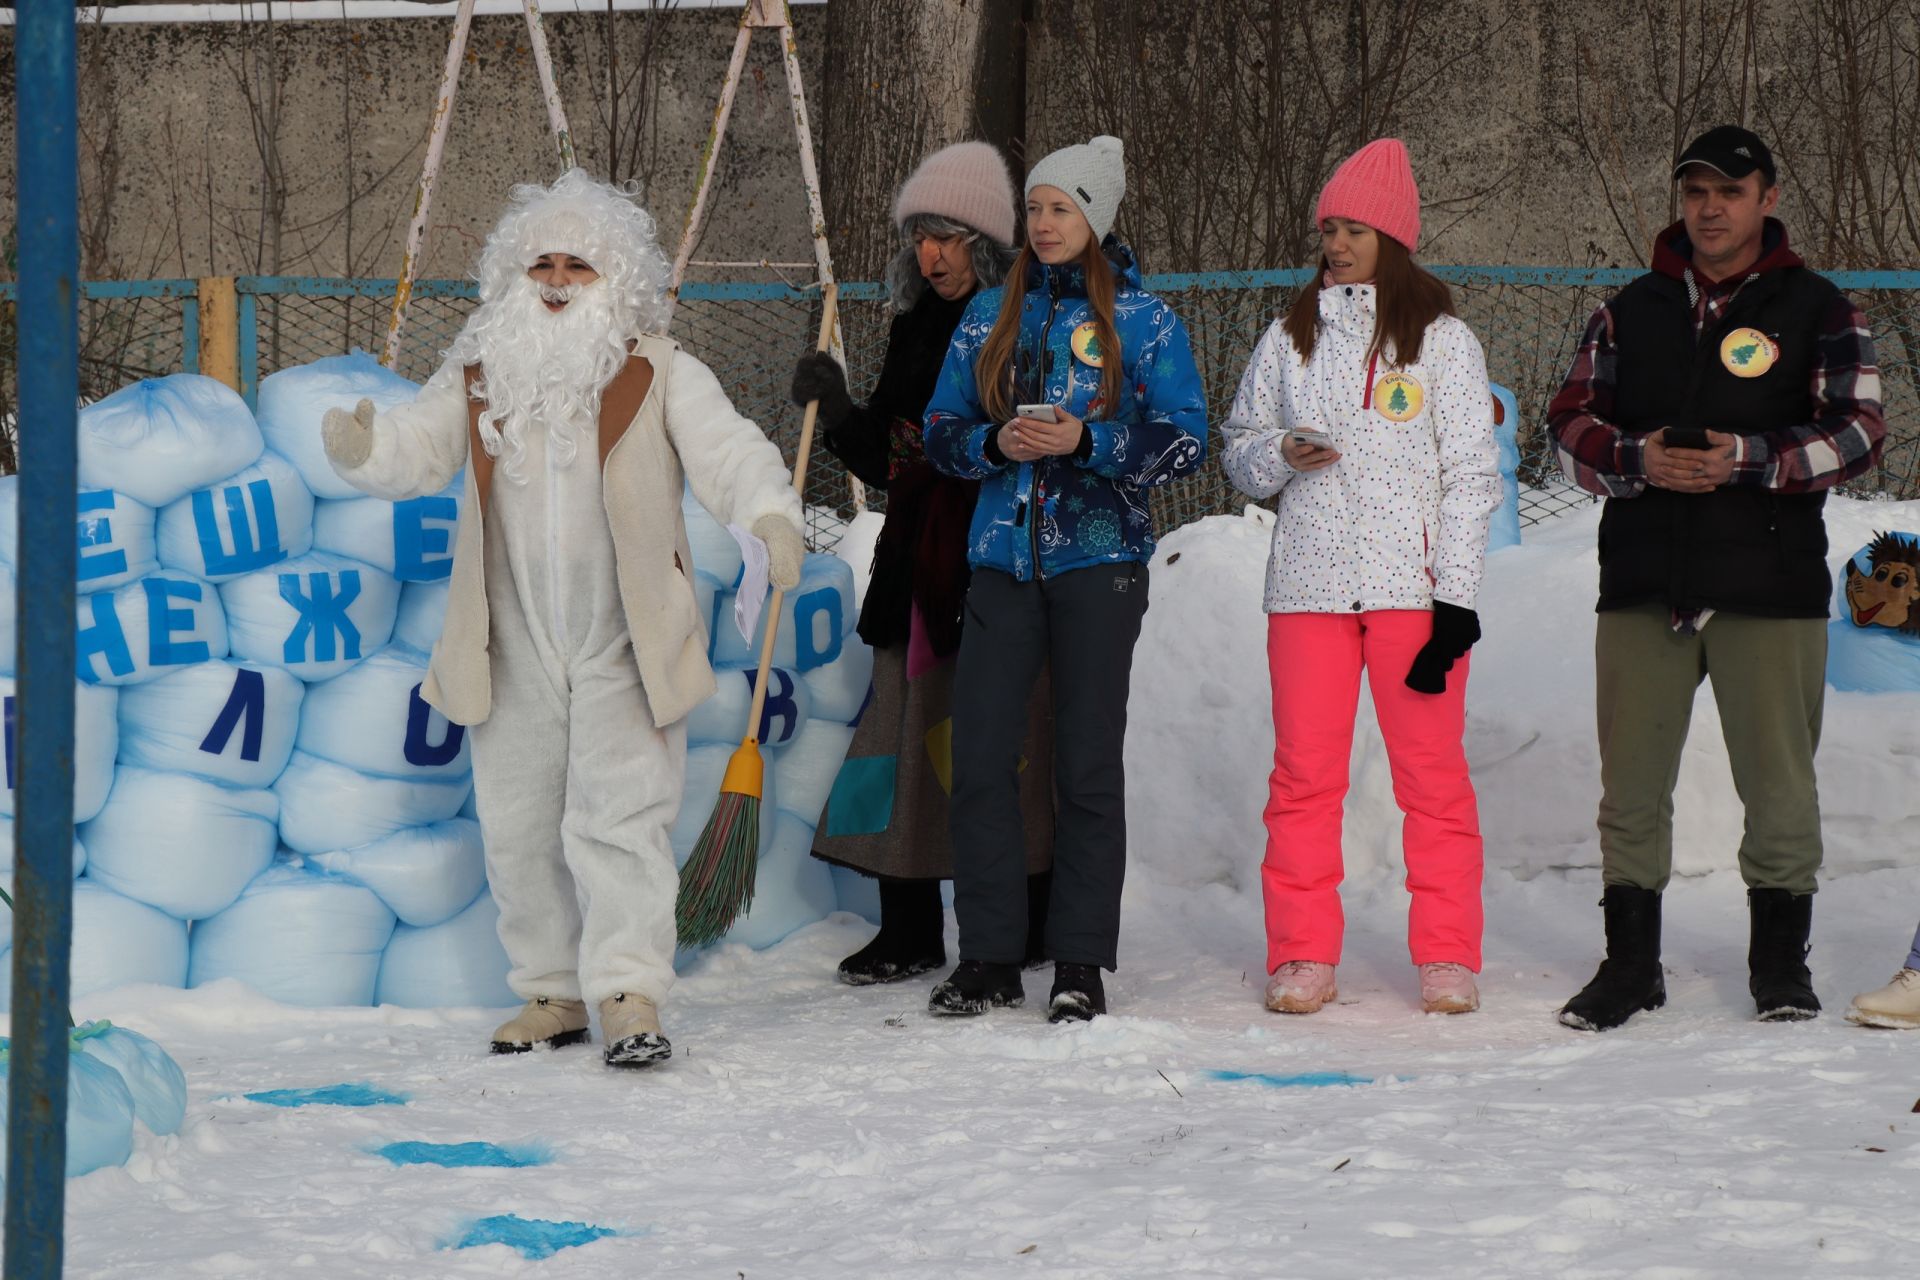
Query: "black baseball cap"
1672 125 1777 185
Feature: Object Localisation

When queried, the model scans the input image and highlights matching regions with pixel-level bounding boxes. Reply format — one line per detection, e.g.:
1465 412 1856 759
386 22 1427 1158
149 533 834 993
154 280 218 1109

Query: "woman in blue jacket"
922 135 1207 1021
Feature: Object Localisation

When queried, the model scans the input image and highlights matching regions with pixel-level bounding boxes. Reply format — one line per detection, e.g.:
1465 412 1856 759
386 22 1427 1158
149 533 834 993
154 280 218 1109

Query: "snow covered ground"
43 497 1920 1277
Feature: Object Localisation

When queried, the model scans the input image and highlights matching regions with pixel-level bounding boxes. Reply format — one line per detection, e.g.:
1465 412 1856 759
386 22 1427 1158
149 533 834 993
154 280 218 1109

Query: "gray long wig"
884 213 1019 314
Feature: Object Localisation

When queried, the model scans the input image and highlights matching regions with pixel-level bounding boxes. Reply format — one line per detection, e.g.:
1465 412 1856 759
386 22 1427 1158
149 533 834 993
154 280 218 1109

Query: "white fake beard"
468 275 633 484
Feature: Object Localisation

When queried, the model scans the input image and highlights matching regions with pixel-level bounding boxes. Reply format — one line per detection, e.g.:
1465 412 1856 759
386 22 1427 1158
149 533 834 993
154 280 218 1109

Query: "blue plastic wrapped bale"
391 580 450 659
670 742 778 870
828 864 882 925
74 489 160 592
155 451 316 583
189 858 398 1007
221 551 401 682
0 563 13 675
716 811 836 951
800 640 876 726
296 649 470 780
116 660 305 788
681 486 745 586
1827 532 1920 693
769 718 858 830
70 1022 188 1137
310 818 486 928
72 879 191 996
78 374 265 508
274 750 471 855
708 555 857 673
687 665 811 751
1487 383 1523 554
257 352 424 501
1 678 119 823
0 1047 137 1179
374 890 516 1009
80 767 279 920
311 476 462 583
76 572 229 687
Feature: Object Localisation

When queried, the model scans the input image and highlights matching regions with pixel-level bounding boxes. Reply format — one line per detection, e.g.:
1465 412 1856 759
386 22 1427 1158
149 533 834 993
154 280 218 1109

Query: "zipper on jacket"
1029 271 1063 582
548 436 567 649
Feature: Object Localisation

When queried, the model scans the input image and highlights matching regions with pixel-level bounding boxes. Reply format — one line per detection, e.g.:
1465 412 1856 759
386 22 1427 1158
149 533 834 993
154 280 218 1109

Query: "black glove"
790 352 854 427
1405 601 1481 694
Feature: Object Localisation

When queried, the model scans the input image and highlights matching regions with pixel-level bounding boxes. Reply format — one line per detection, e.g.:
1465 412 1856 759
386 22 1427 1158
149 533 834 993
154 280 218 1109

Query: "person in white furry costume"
322 170 806 1068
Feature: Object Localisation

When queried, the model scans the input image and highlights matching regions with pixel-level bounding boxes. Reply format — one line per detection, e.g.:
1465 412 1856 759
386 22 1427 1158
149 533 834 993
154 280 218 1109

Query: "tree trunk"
821 0 1027 284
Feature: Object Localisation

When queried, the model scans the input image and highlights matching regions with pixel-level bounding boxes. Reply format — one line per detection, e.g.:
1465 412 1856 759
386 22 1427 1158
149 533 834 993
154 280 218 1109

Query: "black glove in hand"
790 352 854 427
1405 600 1481 694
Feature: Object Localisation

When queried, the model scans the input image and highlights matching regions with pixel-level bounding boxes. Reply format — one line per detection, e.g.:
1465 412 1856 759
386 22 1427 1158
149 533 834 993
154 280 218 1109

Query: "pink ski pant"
1260 611 1484 973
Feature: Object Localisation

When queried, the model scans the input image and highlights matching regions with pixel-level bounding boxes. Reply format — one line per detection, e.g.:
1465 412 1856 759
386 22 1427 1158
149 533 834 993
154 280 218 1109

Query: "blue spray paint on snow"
375 1141 549 1169
244 1082 408 1108
449 1215 625 1259
1206 1069 1381 1089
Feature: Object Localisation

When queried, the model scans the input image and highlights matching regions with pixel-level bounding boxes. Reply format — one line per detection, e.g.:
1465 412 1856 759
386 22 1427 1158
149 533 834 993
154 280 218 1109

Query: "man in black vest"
1547 125 1885 1031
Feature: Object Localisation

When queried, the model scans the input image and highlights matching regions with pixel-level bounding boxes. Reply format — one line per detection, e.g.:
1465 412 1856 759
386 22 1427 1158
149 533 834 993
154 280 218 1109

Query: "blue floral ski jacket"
922 239 1208 581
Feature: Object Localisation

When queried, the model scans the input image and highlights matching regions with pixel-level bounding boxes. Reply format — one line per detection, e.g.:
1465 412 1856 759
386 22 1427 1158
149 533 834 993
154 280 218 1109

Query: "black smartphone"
1663 426 1711 450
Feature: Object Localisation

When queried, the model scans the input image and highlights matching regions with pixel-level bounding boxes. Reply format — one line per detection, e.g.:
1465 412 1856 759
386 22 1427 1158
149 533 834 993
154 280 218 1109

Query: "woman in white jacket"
1221 139 1501 1017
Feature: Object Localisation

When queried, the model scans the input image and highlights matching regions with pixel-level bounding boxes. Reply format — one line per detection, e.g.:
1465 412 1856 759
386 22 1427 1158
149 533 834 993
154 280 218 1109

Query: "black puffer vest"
1598 238 1842 618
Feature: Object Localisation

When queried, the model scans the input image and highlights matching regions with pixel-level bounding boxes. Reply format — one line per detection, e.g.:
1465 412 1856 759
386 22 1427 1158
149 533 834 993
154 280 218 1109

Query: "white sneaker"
1846 968 1920 1029
1419 962 1480 1014
1265 961 1338 1014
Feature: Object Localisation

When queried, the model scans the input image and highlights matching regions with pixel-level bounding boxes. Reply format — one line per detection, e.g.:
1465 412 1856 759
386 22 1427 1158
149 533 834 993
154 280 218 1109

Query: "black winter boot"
838 878 947 986
1559 885 1667 1032
1748 888 1820 1022
928 960 1024 1016
1047 962 1106 1023
1024 870 1053 970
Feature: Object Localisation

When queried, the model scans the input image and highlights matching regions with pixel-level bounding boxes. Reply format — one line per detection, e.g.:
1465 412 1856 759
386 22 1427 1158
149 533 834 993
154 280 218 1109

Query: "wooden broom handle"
744 285 840 740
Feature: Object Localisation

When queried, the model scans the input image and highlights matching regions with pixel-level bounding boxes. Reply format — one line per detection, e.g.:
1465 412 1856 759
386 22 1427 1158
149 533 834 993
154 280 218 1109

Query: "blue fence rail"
4 268 1917 540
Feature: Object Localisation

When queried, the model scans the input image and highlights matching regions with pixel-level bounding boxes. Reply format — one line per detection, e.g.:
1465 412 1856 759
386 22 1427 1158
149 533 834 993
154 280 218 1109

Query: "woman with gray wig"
794 141 1053 986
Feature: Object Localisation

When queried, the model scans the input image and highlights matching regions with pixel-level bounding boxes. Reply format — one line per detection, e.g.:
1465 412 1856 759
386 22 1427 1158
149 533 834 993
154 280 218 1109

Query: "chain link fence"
5 271 1916 549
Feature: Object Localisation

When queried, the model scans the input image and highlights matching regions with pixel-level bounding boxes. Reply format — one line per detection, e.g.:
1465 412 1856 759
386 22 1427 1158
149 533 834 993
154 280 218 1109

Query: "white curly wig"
446 168 673 482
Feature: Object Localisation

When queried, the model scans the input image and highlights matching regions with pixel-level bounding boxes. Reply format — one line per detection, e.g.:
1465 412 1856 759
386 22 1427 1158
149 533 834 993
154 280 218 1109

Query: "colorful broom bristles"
675 790 761 946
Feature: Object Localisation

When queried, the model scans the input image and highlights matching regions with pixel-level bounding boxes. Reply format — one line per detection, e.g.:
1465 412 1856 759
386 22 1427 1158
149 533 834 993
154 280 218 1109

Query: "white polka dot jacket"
922 239 1209 581
1220 283 1502 615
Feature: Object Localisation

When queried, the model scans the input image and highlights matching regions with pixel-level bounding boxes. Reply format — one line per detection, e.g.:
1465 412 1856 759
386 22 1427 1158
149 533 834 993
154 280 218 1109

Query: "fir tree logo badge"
1070 321 1105 368
1374 372 1424 422
1719 327 1779 378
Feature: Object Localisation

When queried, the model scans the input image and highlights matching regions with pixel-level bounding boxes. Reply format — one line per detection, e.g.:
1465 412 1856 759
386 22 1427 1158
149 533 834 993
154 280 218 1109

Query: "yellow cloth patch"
1070 321 1105 368
1720 327 1779 378
1374 371 1424 422
924 717 1026 797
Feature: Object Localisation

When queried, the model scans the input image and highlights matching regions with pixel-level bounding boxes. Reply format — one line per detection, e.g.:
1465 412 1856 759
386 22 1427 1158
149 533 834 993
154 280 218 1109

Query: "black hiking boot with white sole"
838 879 947 985
1559 885 1667 1032
1048 963 1106 1023
1748 888 1821 1022
928 960 1024 1016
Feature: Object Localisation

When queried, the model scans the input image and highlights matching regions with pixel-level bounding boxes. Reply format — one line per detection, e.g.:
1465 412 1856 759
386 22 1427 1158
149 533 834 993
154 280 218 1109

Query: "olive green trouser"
1595 605 1826 894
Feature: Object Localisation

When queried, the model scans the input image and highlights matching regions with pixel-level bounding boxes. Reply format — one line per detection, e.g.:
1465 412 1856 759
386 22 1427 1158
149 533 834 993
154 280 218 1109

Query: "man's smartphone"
1016 403 1059 423
1662 426 1711 450
1288 429 1336 451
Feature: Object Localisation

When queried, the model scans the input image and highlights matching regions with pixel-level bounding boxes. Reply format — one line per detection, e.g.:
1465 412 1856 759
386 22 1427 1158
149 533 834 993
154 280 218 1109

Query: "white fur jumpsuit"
335 349 800 1010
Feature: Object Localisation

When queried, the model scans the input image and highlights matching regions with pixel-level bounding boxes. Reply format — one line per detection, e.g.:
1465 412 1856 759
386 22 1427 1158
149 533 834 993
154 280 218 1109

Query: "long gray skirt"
813 643 1054 880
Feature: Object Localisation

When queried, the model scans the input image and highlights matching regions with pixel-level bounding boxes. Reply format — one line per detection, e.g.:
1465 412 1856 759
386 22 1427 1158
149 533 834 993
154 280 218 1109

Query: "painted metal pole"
382 0 477 367
196 276 242 393
6 0 81 1275
669 1 758 300
520 1 577 172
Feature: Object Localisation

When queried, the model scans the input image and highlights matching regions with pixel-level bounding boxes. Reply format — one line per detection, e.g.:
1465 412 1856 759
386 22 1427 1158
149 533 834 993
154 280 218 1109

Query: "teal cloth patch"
245 1083 409 1108
375 1141 549 1169
824 755 897 837
450 1215 619 1259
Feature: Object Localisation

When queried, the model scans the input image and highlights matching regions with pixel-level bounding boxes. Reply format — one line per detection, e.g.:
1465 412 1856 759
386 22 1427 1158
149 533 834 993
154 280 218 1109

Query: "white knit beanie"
1024 136 1126 242
893 141 1018 247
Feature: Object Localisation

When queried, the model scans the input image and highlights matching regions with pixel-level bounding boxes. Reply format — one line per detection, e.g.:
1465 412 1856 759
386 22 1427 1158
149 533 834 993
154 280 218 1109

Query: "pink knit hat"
893 141 1018 248
1315 138 1421 252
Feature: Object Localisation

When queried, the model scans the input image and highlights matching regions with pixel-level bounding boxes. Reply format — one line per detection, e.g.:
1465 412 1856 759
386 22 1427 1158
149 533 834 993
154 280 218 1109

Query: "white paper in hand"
727 522 771 645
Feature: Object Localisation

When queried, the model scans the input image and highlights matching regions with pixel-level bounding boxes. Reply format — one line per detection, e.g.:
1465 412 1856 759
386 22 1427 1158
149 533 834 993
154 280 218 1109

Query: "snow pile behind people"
0 360 869 1013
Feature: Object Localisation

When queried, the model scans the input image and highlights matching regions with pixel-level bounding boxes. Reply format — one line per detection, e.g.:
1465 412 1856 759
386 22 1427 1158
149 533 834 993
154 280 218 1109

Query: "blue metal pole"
7 1 80 1276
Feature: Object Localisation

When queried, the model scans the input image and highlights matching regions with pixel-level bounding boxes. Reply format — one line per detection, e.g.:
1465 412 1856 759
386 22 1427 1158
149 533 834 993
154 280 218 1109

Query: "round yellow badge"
1720 327 1778 378
1070 321 1105 368
1374 371 1424 422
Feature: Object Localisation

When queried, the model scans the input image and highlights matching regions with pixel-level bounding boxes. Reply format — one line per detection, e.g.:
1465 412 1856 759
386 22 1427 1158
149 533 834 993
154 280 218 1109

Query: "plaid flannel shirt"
1548 269 1885 499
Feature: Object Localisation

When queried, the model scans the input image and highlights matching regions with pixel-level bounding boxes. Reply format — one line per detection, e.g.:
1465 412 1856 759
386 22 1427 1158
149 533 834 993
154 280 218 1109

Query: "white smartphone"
1288 429 1336 450
1016 403 1059 423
